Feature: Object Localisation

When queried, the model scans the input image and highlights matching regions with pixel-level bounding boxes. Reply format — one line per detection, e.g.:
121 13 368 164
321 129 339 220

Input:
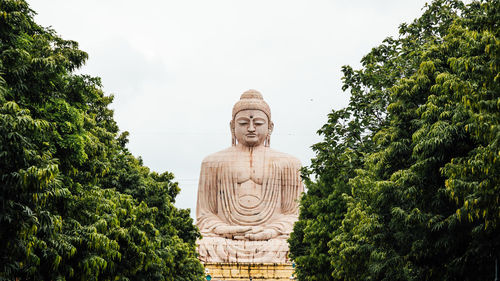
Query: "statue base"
203 263 295 281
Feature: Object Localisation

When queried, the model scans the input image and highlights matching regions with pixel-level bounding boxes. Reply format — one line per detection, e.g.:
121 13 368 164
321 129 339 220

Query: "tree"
289 0 499 280
0 1 204 280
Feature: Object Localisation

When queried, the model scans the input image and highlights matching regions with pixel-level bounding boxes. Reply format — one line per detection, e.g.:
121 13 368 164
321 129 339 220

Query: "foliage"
0 1 204 280
289 0 500 280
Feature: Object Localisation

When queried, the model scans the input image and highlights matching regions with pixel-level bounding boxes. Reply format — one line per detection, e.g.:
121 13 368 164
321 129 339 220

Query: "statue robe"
196 146 303 263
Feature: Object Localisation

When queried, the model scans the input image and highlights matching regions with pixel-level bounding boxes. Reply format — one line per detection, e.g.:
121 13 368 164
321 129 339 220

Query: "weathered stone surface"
204 263 295 280
196 90 303 263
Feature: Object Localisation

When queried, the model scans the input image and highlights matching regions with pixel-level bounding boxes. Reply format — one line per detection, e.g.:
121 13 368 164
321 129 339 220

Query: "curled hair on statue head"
232 90 271 122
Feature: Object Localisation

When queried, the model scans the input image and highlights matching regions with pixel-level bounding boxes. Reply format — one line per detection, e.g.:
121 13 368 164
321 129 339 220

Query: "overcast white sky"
29 0 430 219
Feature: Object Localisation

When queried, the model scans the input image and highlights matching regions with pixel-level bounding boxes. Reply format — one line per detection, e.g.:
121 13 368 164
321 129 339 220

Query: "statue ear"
230 120 236 146
265 121 274 147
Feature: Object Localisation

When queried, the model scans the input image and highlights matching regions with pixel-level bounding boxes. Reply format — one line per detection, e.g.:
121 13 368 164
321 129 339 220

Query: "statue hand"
213 225 252 239
245 228 279 241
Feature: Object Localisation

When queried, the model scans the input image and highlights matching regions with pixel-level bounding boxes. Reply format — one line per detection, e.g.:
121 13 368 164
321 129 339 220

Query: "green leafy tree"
0 1 203 280
290 0 499 280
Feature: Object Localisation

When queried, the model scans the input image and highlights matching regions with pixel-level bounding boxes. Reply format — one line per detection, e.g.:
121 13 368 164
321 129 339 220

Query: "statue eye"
254 119 266 125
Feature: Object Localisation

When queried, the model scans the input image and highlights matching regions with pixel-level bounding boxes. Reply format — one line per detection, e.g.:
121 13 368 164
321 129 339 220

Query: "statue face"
233 110 269 147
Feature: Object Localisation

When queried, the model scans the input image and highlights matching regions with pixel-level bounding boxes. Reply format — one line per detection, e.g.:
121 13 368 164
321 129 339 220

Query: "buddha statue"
196 89 303 263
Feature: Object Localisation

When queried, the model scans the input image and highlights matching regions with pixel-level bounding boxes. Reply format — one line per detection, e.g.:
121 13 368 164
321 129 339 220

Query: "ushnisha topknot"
232 89 271 121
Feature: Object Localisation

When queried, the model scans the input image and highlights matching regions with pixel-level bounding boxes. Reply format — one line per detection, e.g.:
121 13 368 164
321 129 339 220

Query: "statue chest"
232 154 268 208
233 155 266 185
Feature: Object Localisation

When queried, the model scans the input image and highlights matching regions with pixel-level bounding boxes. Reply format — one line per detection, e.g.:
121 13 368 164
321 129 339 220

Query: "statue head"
230 90 274 147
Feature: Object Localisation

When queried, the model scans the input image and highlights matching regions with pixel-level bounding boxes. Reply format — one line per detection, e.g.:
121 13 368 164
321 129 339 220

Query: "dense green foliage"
0 1 204 280
289 0 499 280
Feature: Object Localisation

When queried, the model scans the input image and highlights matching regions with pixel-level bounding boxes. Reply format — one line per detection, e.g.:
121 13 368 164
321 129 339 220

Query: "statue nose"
248 123 256 132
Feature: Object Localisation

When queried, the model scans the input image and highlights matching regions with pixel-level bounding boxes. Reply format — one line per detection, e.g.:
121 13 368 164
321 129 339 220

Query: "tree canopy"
289 0 499 280
0 1 204 280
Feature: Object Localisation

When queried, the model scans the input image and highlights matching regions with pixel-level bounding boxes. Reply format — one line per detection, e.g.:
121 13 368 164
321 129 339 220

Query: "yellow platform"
203 262 295 281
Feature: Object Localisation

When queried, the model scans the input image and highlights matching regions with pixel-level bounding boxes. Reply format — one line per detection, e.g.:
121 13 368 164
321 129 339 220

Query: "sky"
29 0 431 219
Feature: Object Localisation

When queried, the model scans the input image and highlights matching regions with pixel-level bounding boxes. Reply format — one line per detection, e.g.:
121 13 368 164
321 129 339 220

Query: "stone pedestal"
203 263 295 281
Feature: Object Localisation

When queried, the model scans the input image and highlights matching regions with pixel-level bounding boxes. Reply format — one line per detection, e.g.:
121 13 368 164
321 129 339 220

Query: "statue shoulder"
201 147 238 165
266 148 302 167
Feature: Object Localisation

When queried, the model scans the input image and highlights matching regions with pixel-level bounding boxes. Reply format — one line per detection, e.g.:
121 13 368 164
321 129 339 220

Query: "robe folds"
196 146 303 263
